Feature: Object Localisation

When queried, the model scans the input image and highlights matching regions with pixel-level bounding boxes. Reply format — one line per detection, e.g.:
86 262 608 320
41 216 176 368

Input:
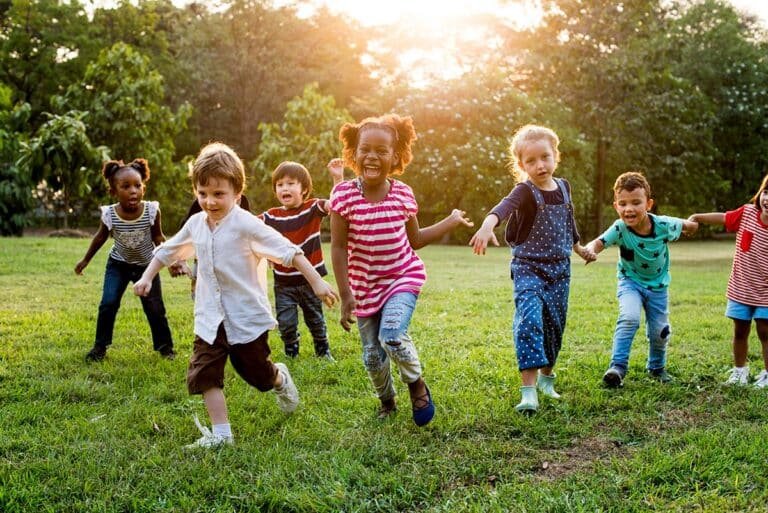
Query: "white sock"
212 423 232 438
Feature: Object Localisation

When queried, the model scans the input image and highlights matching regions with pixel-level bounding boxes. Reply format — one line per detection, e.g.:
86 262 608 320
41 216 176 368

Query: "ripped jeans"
357 292 421 401
609 278 671 372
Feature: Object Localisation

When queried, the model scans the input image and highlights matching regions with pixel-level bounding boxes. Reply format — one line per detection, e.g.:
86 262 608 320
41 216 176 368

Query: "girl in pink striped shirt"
689 173 768 388
329 114 472 426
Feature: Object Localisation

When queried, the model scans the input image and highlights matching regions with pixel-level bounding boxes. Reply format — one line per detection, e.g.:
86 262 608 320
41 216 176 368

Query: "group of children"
75 116 768 448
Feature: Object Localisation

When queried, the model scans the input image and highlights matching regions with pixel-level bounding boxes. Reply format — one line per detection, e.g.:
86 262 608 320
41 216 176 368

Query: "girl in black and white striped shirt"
75 159 176 362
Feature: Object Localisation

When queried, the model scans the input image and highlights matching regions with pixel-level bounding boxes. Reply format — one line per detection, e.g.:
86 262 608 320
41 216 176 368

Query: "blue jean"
274 282 329 355
94 257 173 351
357 292 421 401
610 278 670 372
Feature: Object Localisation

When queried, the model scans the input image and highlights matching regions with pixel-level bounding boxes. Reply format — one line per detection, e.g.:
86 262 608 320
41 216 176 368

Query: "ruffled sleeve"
100 205 113 230
145 201 159 224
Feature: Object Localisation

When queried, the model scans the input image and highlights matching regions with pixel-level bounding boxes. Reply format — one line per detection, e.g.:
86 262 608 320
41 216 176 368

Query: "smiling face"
354 127 398 187
111 167 145 213
614 187 654 232
759 189 768 214
195 177 241 225
517 138 557 189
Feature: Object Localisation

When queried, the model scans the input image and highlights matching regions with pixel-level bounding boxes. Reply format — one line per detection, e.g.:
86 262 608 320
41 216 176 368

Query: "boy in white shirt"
134 142 338 449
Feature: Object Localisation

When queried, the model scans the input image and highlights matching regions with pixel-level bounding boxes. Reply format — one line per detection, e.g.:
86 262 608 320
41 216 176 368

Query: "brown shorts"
186 324 278 394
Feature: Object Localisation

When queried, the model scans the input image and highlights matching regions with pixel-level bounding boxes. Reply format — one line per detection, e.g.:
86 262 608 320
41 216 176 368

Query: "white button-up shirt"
154 205 302 344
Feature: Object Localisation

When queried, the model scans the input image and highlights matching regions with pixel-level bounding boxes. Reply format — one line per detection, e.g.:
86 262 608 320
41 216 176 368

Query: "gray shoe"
602 367 625 388
274 363 299 413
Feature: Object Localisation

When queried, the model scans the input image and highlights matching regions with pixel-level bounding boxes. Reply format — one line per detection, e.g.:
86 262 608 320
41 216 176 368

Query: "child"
470 124 594 413
259 160 343 360
688 173 768 387
133 142 338 449
584 171 697 388
75 159 176 362
330 114 472 427
176 195 252 299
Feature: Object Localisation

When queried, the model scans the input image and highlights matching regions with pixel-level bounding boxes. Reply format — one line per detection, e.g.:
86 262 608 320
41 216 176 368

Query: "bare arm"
468 214 501 255
74 223 110 274
573 241 597 263
688 212 725 226
406 209 473 250
584 238 605 257
290 254 338 307
150 209 166 247
681 219 699 236
330 211 356 331
133 256 167 296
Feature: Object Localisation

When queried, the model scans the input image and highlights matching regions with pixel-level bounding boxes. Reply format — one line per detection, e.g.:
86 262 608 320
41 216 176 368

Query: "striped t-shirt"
101 200 158 266
260 198 328 286
330 178 426 317
724 204 768 306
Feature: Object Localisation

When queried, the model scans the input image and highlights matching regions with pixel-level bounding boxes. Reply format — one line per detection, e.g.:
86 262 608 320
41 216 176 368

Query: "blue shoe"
412 385 435 427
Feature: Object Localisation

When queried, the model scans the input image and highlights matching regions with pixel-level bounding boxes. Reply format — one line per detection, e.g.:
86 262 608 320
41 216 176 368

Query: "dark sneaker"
85 345 107 362
159 346 176 360
602 367 625 388
284 342 299 358
648 368 673 383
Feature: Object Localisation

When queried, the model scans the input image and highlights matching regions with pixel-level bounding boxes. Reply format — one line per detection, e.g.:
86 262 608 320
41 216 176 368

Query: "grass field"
1 237 767 512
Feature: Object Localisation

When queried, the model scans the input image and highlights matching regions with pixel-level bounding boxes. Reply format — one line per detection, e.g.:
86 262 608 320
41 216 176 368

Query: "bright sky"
310 0 767 27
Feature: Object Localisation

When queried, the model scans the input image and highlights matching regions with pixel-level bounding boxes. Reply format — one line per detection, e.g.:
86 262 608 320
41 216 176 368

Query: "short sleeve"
724 205 746 233
599 220 623 248
661 216 684 242
396 181 419 218
146 201 159 224
100 205 113 230
330 181 353 219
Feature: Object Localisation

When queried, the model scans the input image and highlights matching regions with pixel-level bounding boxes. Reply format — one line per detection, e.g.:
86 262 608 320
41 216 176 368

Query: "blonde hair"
508 125 561 183
190 142 245 194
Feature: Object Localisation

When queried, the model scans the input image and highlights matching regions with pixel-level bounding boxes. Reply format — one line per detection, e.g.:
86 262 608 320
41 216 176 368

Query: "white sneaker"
184 415 234 450
274 362 299 413
754 370 768 389
725 366 749 386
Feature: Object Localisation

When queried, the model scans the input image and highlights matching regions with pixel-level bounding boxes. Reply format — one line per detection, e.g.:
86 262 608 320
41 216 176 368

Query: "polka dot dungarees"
510 179 575 371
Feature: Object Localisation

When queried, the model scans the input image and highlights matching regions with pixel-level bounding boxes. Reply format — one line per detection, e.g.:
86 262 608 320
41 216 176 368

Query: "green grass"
1 237 767 512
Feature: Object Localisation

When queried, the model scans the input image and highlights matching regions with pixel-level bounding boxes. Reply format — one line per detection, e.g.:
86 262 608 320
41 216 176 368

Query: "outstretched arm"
688 212 725 226
327 158 345 186
406 209 473 250
468 214 501 255
133 257 167 296
291 254 338 307
573 242 597 263
681 219 699 236
74 223 110 275
582 238 605 265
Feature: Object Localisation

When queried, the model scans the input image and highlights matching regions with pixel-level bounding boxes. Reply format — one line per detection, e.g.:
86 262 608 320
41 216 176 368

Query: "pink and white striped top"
330 179 426 317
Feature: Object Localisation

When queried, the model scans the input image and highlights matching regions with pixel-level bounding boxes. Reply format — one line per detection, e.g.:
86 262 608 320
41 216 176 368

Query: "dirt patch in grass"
535 435 629 480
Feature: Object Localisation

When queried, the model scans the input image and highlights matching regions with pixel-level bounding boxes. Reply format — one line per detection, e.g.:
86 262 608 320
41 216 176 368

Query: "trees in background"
0 0 766 237
251 83 353 209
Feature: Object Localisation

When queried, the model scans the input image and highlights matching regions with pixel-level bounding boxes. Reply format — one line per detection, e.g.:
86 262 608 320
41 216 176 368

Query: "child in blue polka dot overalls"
470 125 595 413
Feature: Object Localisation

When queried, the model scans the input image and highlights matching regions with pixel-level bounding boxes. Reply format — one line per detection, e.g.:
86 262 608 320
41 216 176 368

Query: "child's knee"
381 334 418 363
362 345 387 371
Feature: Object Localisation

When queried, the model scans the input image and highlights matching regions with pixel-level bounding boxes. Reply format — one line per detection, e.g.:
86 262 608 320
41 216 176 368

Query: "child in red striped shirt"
260 161 343 360
689 172 768 387
329 114 473 426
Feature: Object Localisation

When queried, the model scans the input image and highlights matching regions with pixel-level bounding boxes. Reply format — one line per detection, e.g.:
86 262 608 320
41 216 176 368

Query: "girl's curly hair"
102 159 150 188
339 114 417 176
